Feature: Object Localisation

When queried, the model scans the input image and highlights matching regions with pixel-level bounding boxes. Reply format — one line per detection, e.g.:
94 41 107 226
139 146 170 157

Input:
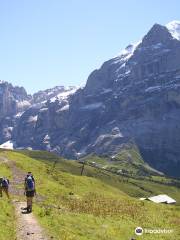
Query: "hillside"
81 143 165 177
0 149 179 240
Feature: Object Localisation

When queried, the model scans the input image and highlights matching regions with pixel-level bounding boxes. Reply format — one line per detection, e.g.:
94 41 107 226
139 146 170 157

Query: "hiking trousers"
27 197 33 210
26 190 35 211
0 187 9 198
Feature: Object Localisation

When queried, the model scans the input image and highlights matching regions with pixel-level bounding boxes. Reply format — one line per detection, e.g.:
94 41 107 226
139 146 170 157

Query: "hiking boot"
21 207 28 210
27 206 32 213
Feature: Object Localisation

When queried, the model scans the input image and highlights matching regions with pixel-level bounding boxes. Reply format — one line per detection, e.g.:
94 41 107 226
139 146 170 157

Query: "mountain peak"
141 23 173 47
115 22 178 64
166 20 180 40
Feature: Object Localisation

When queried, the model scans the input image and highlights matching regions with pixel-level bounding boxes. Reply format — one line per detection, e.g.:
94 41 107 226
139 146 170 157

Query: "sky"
0 0 180 94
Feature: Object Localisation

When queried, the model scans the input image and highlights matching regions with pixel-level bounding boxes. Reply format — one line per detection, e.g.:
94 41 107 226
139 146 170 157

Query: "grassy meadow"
0 159 16 240
0 150 178 240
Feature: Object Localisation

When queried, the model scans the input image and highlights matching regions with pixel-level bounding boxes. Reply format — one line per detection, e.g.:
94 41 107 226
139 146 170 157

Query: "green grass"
81 143 165 178
19 150 180 204
0 199 16 240
4 150 180 240
0 161 16 240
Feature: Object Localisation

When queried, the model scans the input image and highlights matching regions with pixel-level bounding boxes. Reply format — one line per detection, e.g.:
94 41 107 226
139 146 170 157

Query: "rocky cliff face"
1 21 180 177
0 81 31 143
0 83 77 145
0 80 30 118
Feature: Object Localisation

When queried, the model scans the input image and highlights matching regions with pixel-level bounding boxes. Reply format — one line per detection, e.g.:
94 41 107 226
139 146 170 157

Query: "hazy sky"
0 0 179 93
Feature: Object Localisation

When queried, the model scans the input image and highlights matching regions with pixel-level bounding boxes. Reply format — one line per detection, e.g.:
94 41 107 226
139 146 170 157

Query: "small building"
140 194 176 204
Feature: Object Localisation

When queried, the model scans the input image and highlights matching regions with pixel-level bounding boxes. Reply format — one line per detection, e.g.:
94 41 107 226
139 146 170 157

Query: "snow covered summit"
166 20 180 40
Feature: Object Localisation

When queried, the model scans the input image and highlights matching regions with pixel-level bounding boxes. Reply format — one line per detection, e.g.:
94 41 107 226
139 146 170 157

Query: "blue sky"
0 0 179 93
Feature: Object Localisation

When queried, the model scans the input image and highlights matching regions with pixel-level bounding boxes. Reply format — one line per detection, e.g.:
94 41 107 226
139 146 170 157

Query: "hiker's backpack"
26 176 35 191
2 178 9 188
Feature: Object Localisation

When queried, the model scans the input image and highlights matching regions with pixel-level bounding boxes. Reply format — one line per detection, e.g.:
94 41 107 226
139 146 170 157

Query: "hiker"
0 177 10 198
24 172 36 213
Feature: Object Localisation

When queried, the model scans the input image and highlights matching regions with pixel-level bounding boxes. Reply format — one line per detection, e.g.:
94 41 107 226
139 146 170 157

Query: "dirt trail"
14 201 47 240
0 156 9 163
0 155 49 240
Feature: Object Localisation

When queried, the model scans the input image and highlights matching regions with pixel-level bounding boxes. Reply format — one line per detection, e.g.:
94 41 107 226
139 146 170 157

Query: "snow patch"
44 134 50 141
151 43 163 49
43 134 50 144
15 112 25 118
80 102 104 110
16 100 31 109
166 20 180 41
101 88 113 94
145 86 161 93
0 80 6 84
145 83 180 93
114 41 141 63
0 140 14 150
75 148 87 158
50 87 77 102
59 104 69 111
6 127 13 131
169 83 180 89
27 115 38 123
39 108 48 112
